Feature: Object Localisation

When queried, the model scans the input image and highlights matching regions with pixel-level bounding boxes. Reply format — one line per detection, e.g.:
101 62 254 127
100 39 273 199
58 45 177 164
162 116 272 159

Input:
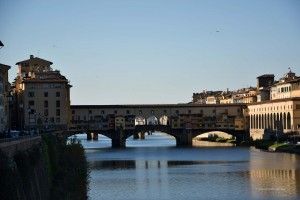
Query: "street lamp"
19 101 24 131
28 107 31 132
7 93 13 134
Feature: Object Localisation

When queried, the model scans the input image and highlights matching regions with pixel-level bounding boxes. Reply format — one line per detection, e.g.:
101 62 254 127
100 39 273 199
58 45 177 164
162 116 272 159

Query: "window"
28 83 34 89
127 110 130 114
139 110 142 114
54 84 61 88
56 109 60 116
28 92 34 97
29 100 34 106
44 101 48 108
296 104 300 109
56 100 60 108
101 110 105 114
89 110 92 114
43 84 49 89
56 92 60 97
44 109 48 116
56 117 60 123
176 110 179 114
72 110 75 114
188 110 191 114
114 110 118 114
44 92 48 97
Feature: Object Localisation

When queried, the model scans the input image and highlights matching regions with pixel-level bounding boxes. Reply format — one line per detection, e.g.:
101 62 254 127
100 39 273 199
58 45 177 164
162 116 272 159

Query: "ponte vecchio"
69 103 249 147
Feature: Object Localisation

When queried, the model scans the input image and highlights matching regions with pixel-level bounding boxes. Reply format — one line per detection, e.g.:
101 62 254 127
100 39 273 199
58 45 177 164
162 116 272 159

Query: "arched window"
283 113 287 130
135 116 146 125
287 112 291 130
267 114 270 129
159 115 169 125
255 115 258 129
147 116 158 125
280 113 283 131
262 114 265 129
270 114 273 130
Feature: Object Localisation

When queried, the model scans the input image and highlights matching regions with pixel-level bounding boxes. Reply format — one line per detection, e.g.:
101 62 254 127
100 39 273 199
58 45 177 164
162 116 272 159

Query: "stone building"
0 63 11 132
248 97 300 140
12 55 72 132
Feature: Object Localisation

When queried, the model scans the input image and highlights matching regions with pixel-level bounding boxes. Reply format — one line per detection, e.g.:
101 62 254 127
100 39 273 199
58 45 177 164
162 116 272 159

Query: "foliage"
0 134 89 200
198 136 236 143
50 136 89 200
0 150 20 200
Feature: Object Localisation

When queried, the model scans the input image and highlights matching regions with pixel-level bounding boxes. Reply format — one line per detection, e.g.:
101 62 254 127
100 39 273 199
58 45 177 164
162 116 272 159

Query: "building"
270 70 299 100
0 63 11 133
248 98 300 140
12 55 72 132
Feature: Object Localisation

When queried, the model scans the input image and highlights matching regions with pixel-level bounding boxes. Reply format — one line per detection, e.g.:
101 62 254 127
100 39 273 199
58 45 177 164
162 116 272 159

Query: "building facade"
12 55 72 132
0 63 11 132
248 98 300 140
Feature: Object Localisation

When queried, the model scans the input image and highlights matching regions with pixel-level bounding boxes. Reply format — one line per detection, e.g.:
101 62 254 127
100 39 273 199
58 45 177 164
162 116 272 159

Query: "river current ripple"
75 133 300 200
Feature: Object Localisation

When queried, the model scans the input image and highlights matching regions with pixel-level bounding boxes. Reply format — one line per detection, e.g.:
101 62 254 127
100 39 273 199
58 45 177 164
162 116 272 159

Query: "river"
75 133 300 200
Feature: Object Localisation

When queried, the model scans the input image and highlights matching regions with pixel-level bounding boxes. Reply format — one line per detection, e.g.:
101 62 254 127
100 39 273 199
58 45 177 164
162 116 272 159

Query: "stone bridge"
69 104 249 147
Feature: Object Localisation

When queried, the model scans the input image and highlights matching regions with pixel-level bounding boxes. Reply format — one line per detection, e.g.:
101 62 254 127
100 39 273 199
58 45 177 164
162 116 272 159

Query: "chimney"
30 55 34 59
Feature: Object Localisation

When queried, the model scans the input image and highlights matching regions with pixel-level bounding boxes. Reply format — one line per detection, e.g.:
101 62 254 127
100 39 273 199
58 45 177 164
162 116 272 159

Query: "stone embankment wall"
0 136 50 200
0 133 89 200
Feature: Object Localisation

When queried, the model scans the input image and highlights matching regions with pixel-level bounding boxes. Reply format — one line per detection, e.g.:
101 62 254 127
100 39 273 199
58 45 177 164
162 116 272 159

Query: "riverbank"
0 134 89 200
240 140 300 154
193 138 235 147
196 137 300 154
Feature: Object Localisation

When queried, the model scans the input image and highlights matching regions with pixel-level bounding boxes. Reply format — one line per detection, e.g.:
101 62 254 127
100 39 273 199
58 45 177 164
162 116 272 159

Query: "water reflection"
80 133 300 200
249 169 300 199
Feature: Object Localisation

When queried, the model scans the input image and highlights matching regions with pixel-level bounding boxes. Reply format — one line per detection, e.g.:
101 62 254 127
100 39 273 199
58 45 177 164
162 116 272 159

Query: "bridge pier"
139 132 145 139
175 130 193 147
111 128 126 148
87 132 92 140
133 132 145 140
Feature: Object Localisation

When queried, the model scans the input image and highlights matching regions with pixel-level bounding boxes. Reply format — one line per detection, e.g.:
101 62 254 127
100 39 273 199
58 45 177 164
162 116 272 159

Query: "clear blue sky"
1 0 300 105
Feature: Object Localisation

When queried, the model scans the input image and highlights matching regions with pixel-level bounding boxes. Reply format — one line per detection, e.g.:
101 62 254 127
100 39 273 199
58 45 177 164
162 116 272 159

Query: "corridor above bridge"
70 103 248 132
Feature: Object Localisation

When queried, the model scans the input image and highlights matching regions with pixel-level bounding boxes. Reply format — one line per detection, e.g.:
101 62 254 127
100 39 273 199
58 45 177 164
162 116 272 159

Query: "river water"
76 133 300 200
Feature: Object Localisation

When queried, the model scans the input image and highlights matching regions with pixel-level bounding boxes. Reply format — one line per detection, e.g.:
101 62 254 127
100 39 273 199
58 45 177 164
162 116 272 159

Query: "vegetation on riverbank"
197 136 236 144
0 134 89 200
240 138 300 154
197 133 300 154
43 134 89 200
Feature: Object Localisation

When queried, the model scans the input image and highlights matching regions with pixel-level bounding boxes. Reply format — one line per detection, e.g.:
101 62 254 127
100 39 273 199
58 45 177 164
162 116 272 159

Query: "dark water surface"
76 133 300 200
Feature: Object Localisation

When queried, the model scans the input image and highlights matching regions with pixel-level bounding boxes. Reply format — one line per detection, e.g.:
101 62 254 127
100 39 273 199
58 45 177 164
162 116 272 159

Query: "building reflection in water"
135 160 169 199
249 152 300 199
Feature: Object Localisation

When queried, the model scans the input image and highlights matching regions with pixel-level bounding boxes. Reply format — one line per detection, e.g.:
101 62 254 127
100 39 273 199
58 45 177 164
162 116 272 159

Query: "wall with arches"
248 98 300 140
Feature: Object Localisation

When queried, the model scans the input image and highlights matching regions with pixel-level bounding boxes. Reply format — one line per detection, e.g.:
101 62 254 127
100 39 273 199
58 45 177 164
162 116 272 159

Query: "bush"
50 136 89 200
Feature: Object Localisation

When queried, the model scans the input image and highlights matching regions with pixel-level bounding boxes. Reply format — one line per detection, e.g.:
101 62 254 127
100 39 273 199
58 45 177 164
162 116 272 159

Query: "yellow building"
248 97 300 140
12 55 72 132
